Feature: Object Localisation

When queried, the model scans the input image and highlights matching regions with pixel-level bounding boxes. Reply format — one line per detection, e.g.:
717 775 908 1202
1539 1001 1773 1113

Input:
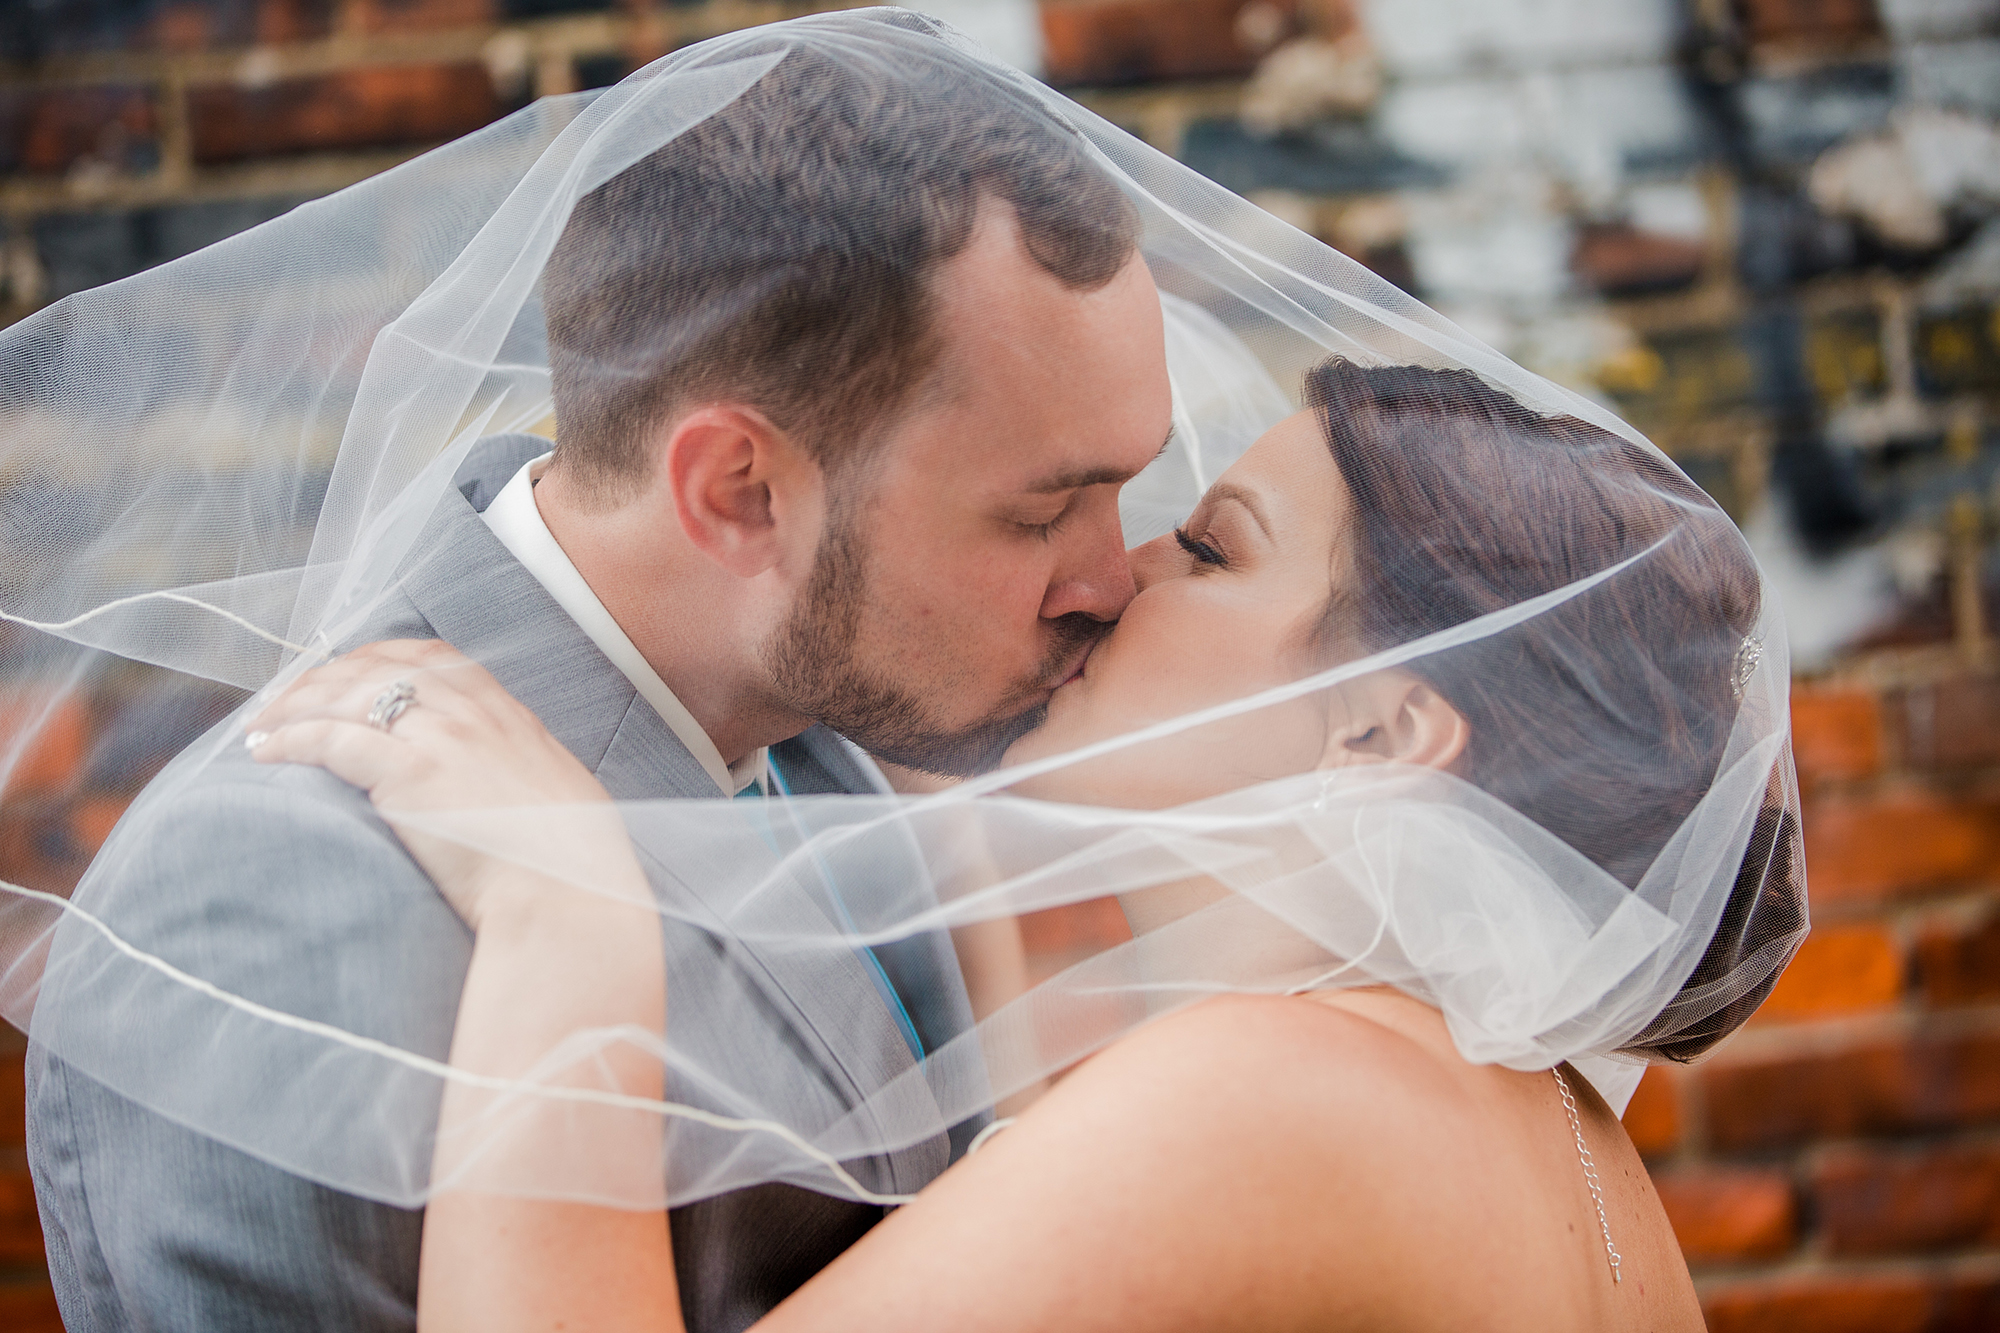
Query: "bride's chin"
999 679 1085 771
998 726 1056 772
996 718 1083 791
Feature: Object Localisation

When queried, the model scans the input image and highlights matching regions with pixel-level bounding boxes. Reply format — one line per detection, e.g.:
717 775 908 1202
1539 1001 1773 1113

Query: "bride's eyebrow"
1203 483 1271 541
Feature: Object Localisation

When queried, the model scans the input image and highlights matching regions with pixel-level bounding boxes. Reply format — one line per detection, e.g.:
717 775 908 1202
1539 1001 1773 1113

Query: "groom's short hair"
543 30 1142 498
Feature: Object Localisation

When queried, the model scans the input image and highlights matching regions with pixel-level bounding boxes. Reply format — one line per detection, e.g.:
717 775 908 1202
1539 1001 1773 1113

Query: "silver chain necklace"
1553 1066 1623 1284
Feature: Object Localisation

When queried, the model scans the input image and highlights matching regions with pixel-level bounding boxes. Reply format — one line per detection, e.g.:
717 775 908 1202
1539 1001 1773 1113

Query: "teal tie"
758 753 924 1060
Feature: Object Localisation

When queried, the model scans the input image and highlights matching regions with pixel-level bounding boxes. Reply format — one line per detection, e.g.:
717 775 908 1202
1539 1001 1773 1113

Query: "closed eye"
1018 509 1068 541
1175 527 1226 567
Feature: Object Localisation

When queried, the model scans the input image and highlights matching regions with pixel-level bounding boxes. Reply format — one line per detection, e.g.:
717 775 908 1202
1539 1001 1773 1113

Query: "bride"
246 355 1798 1332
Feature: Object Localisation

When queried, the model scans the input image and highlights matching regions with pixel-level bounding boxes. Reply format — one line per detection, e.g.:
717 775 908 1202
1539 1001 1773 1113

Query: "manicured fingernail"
244 731 270 751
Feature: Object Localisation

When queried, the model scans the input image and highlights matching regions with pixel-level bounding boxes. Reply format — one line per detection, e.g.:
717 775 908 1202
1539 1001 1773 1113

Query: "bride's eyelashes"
1174 526 1227 568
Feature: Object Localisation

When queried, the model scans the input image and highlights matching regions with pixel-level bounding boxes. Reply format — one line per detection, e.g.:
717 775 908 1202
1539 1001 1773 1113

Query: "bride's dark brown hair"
1304 358 1804 1062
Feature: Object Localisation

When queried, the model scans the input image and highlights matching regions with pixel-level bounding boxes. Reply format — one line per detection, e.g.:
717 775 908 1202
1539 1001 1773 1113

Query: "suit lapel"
395 438 947 1189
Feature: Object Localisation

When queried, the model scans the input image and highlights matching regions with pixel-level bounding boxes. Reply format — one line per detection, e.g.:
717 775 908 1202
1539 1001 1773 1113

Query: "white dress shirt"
481 452 766 795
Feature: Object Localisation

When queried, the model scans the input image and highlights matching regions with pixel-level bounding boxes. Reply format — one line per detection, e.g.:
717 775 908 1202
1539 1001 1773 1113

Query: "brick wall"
1631 658 2000 1328
6 0 2000 1329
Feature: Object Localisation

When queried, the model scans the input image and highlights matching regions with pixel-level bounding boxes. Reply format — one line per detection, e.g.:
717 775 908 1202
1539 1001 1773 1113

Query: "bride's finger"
250 661 487 735
247 658 382 726
247 719 408 796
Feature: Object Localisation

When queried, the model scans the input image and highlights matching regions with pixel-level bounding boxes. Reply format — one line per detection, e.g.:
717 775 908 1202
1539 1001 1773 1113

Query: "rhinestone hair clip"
1731 634 1764 701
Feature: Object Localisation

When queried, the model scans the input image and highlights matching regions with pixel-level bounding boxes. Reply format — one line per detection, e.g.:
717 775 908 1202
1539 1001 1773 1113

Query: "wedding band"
366 679 418 732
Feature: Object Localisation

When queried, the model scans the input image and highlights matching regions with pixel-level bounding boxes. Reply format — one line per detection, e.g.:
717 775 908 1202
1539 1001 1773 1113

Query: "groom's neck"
531 469 809 766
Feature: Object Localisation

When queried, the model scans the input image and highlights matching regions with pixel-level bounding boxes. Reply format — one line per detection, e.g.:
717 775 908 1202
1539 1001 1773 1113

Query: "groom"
27 26 1172 1333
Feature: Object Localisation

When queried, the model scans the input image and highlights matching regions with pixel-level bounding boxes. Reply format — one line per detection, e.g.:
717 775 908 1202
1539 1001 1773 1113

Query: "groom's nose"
1039 503 1137 623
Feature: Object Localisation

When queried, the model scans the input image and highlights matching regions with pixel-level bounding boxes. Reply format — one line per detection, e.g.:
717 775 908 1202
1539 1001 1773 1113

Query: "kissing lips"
1057 638 1098 689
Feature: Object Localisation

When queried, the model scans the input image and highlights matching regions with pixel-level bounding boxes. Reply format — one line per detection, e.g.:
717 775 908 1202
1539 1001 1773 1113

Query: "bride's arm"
249 640 685 1333
416 887 679 1333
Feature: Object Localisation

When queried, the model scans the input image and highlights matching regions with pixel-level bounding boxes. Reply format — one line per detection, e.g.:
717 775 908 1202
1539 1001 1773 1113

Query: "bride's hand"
245 639 637 931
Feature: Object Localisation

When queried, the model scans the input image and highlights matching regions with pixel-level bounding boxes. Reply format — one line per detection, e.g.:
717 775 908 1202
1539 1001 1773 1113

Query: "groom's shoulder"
69 736 467 1031
79 706 430 937
93 582 440 866
89 740 417 903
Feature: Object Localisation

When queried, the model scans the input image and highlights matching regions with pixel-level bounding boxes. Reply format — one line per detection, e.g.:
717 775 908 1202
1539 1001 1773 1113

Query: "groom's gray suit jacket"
27 434 974 1333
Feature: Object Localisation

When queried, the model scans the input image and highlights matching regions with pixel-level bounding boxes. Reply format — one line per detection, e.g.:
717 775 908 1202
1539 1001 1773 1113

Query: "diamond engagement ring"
366 679 418 732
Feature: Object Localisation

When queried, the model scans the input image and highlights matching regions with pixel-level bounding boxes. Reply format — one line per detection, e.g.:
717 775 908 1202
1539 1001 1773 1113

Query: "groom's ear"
663 405 818 579
1317 674 1469 773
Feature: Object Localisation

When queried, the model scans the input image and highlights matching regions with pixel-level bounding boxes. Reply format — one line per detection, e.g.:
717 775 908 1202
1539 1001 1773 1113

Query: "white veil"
0 8 1806 1213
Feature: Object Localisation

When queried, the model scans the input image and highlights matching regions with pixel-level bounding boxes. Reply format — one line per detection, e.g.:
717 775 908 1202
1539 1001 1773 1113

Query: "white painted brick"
1403 182 1574 306
1626 180 1711 240
1898 37 2000 115
1376 62 1698 192
1361 0 1680 77
1879 0 2000 43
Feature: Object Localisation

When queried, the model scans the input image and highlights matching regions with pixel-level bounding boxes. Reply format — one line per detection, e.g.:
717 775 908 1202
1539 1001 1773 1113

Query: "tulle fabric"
0 7 1805 1210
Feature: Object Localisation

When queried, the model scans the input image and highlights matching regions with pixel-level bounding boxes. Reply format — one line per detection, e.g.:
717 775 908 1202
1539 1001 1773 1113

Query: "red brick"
189 64 498 165
1792 687 1884 783
1704 1269 2000 1333
0 1280 61 1328
1652 1169 1794 1263
1914 909 2000 1008
1701 1030 2000 1152
1752 923 1903 1023
1738 0 1884 46
258 0 338 43
0 87 157 177
1900 676 2000 772
0 695 89 798
115 0 331 48
346 0 493 36
1039 0 1302 86
0 1283 62 1333
1622 1066 1681 1157
0 1053 20 1150
1802 795 2000 905
1816 1143 2000 1256
142 2 215 51
1572 223 1705 296
0 1166 42 1267
0 796 98 898
69 795 129 861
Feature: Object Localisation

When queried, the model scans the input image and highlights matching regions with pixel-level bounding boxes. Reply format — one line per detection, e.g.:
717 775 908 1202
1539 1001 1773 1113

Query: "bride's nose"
1128 532 1179 593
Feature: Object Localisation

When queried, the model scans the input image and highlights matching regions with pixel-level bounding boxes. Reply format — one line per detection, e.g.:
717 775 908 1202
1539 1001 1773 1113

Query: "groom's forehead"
926 206 1155 369
877 235 1170 492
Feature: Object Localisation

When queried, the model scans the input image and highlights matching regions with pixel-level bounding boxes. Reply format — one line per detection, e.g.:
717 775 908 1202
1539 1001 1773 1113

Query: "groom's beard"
765 510 1107 778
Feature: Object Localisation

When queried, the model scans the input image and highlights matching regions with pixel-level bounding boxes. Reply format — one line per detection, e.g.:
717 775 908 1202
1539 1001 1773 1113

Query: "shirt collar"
479 452 767 796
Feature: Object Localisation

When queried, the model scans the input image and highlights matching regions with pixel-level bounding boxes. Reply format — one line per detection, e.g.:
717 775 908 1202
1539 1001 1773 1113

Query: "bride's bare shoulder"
1013 993 1697 1332
1060 992 1482 1154
1021 992 1510 1259
789 992 1696 1333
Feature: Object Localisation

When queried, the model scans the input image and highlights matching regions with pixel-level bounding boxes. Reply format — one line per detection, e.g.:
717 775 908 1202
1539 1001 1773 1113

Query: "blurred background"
1 0 1998 1328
